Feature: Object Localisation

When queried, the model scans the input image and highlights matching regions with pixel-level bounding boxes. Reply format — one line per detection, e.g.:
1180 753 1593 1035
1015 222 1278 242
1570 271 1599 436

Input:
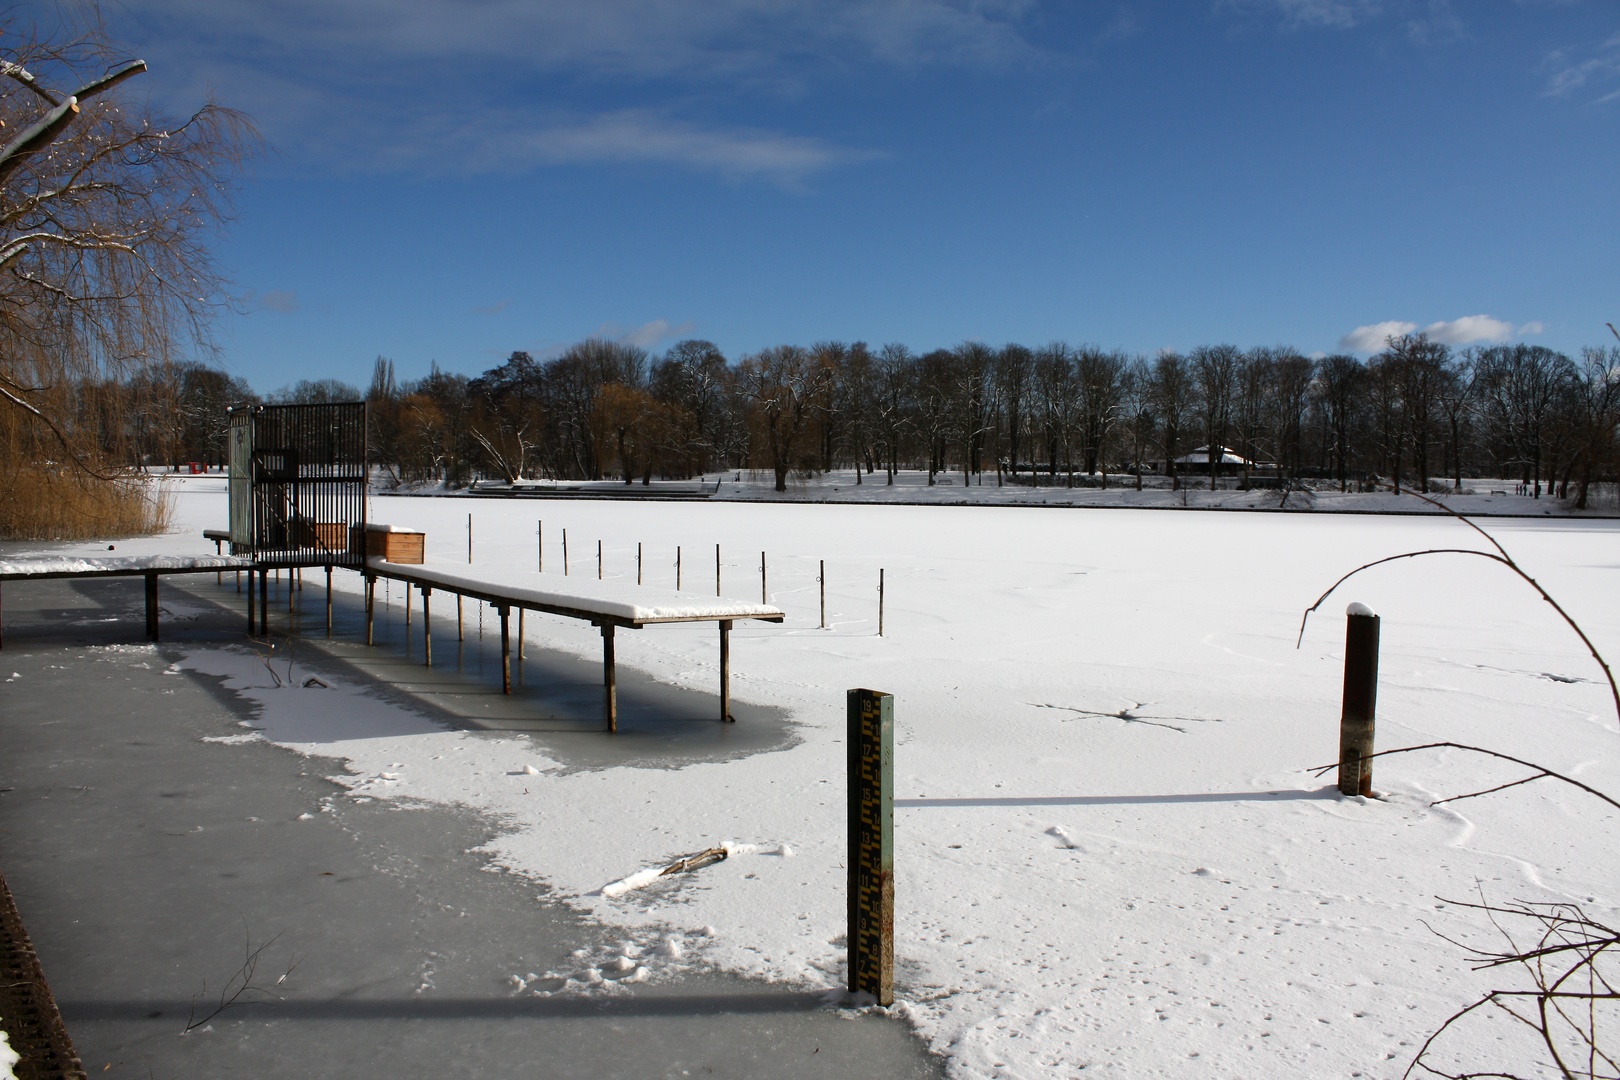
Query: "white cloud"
1518 320 1546 336
1339 320 1417 352
503 111 879 186
1340 314 1541 353
1420 314 1515 345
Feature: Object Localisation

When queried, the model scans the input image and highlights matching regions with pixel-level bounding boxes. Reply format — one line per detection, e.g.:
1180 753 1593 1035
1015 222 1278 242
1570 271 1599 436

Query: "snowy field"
29 476 1620 1079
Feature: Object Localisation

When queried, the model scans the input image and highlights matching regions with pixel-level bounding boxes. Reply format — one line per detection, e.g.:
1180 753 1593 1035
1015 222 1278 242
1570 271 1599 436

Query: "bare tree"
1149 350 1193 490
739 344 829 492
1192 344 1240 490
0 16 253 476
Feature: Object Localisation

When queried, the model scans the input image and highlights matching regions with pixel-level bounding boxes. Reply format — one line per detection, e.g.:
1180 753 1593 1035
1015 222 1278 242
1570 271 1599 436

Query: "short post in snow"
467 512 473 563
537 520 543 572
597 539 603 580
878 568 885 637
847 688 894 1006
676 545 682 590
760 551 767 604
563 529 570 576
716 543 721 597
1338 602 1380 797
638 541 643 585
819 559 826 630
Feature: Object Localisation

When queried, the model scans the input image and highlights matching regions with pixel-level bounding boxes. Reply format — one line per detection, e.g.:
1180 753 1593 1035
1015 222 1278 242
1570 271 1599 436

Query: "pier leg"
325 565 333 637
499 606 511 695
602 624 617 733
144 573 159 641
365 575 375 646
720 619 733 722
246 568 255 634
259 569 268 636
422 587 432 666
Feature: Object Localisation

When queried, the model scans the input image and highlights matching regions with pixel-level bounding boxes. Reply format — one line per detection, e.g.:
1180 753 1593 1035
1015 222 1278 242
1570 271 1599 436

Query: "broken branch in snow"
601 847 729 898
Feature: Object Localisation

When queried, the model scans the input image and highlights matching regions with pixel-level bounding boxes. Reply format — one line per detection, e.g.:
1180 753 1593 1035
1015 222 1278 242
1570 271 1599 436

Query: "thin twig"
1296 487 1620 728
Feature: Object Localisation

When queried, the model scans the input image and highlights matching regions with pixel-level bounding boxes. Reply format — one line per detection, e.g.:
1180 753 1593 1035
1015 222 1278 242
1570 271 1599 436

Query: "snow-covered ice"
44 474 1620 1079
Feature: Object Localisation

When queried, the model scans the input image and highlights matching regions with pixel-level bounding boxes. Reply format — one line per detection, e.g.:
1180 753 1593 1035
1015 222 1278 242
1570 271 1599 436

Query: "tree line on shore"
144 332 1620 507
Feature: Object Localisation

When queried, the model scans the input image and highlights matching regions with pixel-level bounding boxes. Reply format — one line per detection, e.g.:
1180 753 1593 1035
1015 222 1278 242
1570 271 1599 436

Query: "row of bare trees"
352 335 1620 502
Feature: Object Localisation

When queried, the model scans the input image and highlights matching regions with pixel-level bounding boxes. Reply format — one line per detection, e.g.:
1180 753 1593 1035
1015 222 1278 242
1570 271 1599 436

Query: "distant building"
1162 445 1276 477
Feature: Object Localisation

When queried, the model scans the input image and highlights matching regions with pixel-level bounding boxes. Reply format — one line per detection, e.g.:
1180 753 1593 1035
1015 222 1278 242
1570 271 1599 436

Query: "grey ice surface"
0 569 942 1080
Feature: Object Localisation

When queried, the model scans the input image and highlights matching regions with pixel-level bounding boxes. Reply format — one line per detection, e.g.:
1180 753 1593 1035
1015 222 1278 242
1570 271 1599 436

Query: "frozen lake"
27 477 1620 1079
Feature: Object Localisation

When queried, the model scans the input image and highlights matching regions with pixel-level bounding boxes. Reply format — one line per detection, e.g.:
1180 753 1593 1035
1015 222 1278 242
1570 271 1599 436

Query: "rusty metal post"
1338 603 1380 797
848 688 894 1006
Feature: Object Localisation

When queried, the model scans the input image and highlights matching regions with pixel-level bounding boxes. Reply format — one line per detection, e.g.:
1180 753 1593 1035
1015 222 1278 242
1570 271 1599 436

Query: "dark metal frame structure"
227 403 367 568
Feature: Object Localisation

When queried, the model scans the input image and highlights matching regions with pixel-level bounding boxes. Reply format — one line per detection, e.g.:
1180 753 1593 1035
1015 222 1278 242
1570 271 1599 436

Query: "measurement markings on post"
847 688 894 1005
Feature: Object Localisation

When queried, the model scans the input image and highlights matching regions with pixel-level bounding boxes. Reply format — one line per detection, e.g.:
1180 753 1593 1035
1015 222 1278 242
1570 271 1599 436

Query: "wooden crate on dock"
364 525 425 564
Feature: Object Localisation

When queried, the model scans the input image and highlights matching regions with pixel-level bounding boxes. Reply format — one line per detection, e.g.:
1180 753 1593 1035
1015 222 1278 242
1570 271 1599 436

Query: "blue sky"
81 1 1620 391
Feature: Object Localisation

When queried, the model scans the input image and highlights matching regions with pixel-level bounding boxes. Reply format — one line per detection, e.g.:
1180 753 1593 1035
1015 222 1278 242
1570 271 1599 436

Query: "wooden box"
364 526 425 564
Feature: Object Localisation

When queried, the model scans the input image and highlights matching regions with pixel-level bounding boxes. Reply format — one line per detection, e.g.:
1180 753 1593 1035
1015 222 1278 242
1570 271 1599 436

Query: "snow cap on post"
1346 601 1377 618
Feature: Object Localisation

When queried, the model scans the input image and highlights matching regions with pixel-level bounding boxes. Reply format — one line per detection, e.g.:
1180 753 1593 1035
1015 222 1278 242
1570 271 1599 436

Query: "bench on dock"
363 558 785 732
0 553 254 648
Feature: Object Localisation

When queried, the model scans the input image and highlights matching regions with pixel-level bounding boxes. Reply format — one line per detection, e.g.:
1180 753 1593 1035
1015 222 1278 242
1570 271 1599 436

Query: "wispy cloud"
1543 32 1620 103
1217 0 1464 41
1216 0 1385 31
596 319 696 350
113 1 1013 183
1340 314 1537 352
475 299 513 316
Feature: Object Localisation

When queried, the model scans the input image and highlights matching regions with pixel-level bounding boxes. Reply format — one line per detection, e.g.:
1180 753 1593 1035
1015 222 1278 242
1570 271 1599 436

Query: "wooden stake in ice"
563 529 570 576
1338 602 1380 797
878 568 885 637
760 551 767 604
819 559 826 630
848 688 894 1006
